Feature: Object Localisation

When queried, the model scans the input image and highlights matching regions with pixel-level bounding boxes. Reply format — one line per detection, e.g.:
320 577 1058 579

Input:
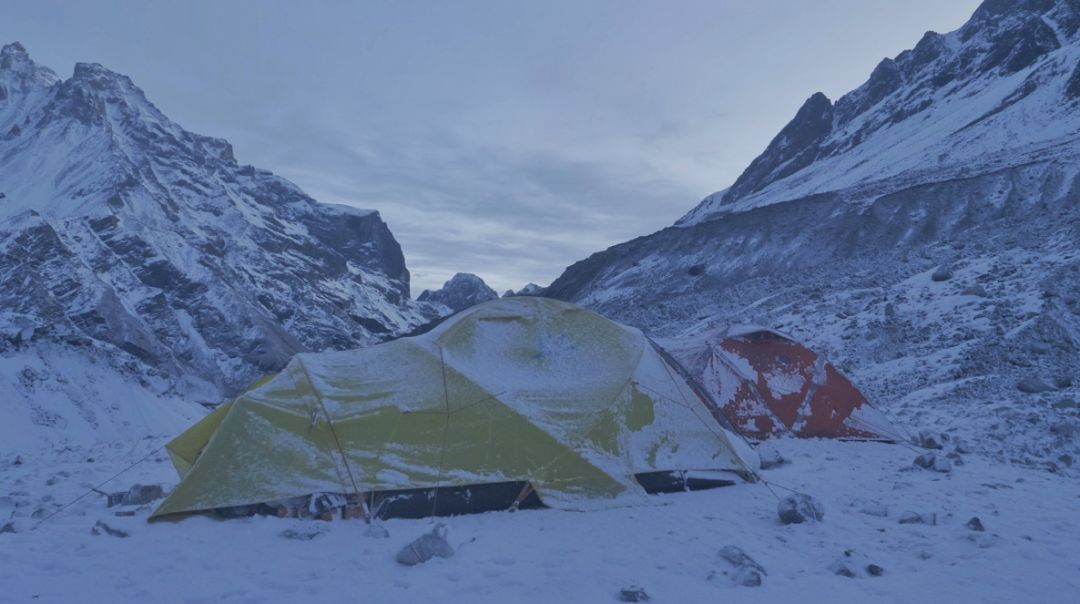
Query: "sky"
1 0 981 294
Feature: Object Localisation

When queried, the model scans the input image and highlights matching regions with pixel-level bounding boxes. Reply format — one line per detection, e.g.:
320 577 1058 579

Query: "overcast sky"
2 0 981 293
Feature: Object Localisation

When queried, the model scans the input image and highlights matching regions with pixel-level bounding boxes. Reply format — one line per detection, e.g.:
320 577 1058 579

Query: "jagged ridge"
0 43 440 401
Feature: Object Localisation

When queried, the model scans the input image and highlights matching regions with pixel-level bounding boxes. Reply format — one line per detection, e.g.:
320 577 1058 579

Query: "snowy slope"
546 0 1080 470
680 0 1080 225
0 42 442 409
2 438 1077 603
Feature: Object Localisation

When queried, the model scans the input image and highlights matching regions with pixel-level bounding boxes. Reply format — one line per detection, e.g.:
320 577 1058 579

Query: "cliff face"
0 42 439 402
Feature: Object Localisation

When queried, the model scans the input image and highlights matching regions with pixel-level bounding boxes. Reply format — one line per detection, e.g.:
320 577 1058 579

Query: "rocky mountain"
503 283 544 298
417 272 498 313
0 42 439 414
546 0 1080 469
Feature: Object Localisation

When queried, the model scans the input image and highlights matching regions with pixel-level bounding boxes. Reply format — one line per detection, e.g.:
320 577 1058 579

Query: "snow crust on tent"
153 298 757 519
658 328 898 441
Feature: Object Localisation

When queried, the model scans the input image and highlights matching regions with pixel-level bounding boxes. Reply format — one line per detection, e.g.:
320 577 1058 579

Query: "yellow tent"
152 297 757 520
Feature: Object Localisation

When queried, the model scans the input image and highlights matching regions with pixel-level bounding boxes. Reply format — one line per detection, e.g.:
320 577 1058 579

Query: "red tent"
658 327 897 441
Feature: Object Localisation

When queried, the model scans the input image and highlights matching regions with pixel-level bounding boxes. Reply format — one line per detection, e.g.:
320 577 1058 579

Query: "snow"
2 438 1078 603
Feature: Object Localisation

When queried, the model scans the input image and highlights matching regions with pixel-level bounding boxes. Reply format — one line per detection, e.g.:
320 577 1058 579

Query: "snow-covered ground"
3 438 1077 603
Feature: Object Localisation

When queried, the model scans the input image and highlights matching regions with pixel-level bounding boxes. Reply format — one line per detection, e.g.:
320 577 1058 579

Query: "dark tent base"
205 470 739 521
371 481 545 519
634 470 737 494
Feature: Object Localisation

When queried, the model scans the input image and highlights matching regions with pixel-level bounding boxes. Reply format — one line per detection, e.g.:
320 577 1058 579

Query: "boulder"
758 448 787 470
914 430 943 449
778 493 824 524
91 520 128 538
965 517 985 532
280 526 327 541
717 545 766 587
107 484 165 507
931 266 953 282
899 511 937 525
617 586 650 602
913 453 952 473
396 524 454 566
860 502 889 518
1049 421 1077 438
1016 377 1055 394
364 523 390 539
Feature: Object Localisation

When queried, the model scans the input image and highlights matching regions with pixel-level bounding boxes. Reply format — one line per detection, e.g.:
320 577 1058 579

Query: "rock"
717 545 767 587
899 511 936 525
913 453 952 472
913 453 952 473
1016 377 1055 394
778 493 824 524
966 532 1001 548
1054 376 1073 389
945 451 965 466
12 456 23 467
758 448 786 470
91 520 128 538
866 564 885 577
395 524 454 566
280 526 326 541
931 266 953 282
107 484 165 507
914 430 943 449
364 523 390 539
1052 398 1077 410
860 503 889 517
1 522 15 534
1049 421 1076 437
960 284 989 297
830 561 858 578
617 586 650 602
965 517 985 532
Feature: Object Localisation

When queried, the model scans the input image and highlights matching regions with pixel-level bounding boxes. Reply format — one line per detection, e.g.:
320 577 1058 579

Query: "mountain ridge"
0 42 440 405
546 0 1080 469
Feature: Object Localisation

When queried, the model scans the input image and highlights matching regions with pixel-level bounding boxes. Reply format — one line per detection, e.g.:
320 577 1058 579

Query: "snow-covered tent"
657 328 897 441
152 298 758 521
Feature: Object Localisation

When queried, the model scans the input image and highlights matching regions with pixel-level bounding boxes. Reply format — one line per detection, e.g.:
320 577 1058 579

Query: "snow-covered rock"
0 43 444 421
545 0 1080 470
777 493 825 524
416 273 498 313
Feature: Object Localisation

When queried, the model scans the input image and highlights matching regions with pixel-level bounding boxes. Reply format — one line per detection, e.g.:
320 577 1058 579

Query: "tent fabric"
657 328 897 441
152 298 758 520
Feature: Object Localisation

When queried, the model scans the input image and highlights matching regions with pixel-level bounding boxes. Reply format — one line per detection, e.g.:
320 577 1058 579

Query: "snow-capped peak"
0 42 443 402
678 0 1080 225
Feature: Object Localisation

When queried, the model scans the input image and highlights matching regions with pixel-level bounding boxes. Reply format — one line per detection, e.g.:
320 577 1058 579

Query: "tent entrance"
634 470 738 494
369 481 545 519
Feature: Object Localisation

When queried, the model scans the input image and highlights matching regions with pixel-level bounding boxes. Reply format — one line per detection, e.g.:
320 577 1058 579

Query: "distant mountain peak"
418 273 498 313
0 42 59 91
678 0 1080 224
